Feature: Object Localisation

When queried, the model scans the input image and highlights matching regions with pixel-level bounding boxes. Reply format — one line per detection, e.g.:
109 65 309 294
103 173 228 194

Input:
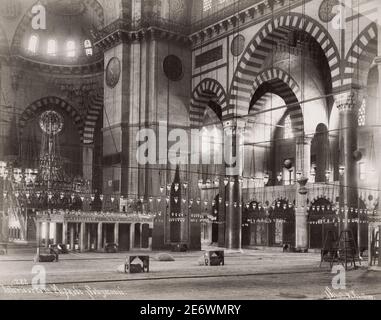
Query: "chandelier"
0 110 92 208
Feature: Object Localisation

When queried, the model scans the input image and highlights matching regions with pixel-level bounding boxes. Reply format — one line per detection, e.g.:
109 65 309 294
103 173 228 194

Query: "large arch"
250 68 301 107
343 22 378 87
227 13 341 119
19 96 84 141
190 78 227 128
250 74 304 136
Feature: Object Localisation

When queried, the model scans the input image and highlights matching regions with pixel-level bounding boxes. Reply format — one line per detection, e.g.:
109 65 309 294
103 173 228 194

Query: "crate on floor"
171 243 188 252
124 256 150 273
203 250 224 266
34 247 59 263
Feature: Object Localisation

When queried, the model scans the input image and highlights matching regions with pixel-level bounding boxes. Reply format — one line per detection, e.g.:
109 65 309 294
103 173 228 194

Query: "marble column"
148 223 153 250
335 91 360 231
80 223 85 252
69 224 75 250
53 223 57 244
373 57 381 266
295 137 312 179
87 226 91 250
329 134 339 182
103 224 107 246
97 222 102 251
114 223 119 246
223 121 244 250
130 223 135 250
82 144 93 184
45 222 50 248
62 222 67 245
295 197 309 250
295 137 312 250
376 5 381 267
36 222 41 247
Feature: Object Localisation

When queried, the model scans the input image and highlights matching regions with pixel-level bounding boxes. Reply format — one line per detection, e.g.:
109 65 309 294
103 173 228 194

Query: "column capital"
373 56 381 65
296 136 313 146
335 90 363 113
223 118 246 130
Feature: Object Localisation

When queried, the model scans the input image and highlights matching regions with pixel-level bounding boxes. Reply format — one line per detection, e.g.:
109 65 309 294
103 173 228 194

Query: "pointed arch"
227 13 341 119
250 71 304 136
190 78 227 128
250 68 301 106
343 22 377 86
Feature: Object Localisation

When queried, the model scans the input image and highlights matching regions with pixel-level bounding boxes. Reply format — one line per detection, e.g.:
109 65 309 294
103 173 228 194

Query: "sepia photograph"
0 0 380 308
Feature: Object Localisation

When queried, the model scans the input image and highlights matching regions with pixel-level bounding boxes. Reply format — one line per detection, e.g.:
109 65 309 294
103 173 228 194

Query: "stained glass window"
47 39 57 56
84 39 93 56
358 99 366 127
284 115 293 139
67 40 76 57
203 0 212 11
28 35 38 53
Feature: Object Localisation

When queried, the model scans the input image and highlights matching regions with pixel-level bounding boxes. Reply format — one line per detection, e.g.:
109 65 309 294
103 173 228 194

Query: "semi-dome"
12 0 104 66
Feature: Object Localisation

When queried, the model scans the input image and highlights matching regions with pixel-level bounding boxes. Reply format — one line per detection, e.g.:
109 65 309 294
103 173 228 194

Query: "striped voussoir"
251 88 303 137
250 67 301 111
250 68 303 136
83 91 104 145
343 23 377 87
19 97 84 140
226 13 341 120
190 78 227 128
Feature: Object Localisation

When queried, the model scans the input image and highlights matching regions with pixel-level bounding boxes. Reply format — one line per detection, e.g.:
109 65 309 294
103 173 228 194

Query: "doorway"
119 224 130 251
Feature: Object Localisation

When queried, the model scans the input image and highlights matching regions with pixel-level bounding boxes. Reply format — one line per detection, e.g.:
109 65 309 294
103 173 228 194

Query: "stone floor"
0 248 380 300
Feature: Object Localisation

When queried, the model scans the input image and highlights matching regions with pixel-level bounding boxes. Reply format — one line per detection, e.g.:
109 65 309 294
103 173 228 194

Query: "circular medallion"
163 55 183 81
231 35 245 57
319 0 339 23
39 111 64 135
106 57 121 88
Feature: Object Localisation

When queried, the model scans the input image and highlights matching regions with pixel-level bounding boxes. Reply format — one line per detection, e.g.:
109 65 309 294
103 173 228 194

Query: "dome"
13 0 104 66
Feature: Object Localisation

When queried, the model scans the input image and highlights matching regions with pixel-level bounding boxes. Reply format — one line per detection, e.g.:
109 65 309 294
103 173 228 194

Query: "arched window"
67 40 76 57
358 99 366 127
47 39 57 56
28 35 38 53
84 39 93 56
284 115 293 139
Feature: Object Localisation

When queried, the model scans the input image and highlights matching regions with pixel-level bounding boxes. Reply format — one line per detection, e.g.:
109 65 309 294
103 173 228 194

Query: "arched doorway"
268 199 295 247
354 198 371 254
308 197 338 249
243 201 268 246
311 124 329 183
211 195 219 243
